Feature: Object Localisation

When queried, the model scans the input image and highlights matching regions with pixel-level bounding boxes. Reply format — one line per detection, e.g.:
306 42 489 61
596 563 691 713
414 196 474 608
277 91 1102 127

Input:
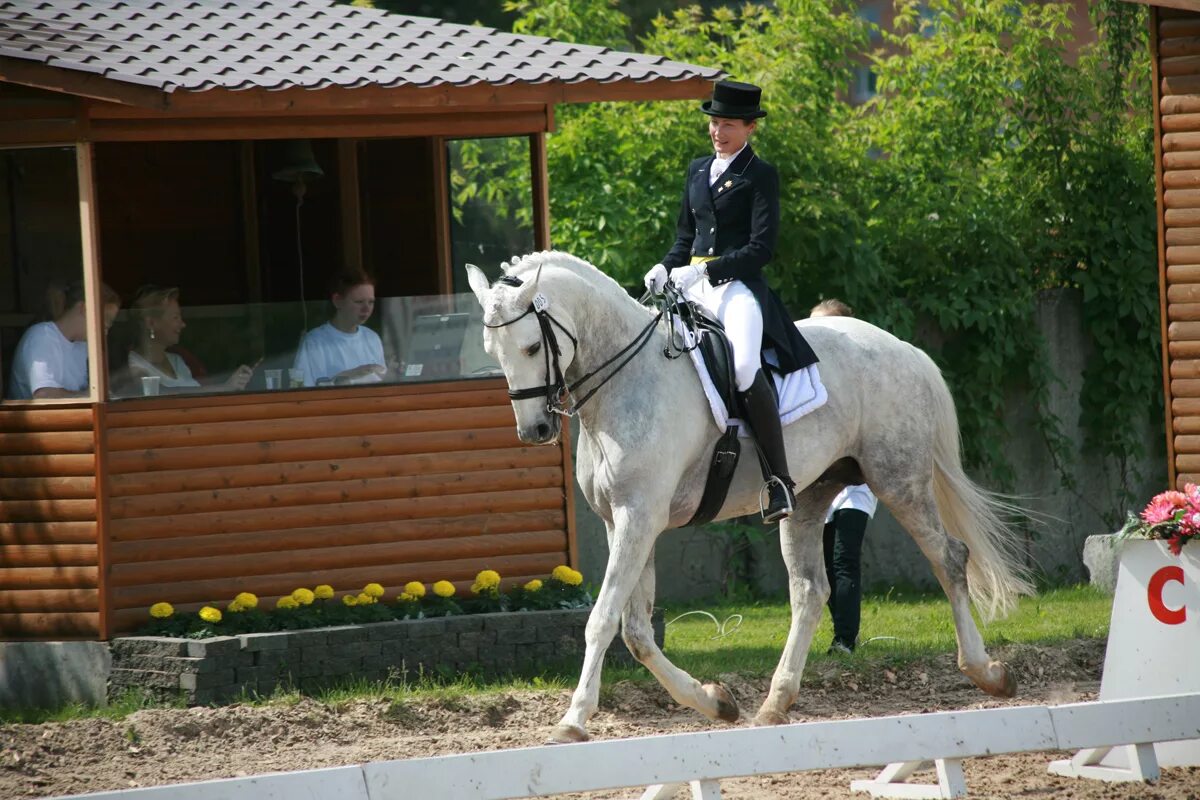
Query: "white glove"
644 263 668 294
669 263 706 291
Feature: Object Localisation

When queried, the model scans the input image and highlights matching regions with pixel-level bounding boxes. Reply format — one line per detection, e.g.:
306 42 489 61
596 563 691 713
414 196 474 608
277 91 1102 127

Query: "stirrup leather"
758 475 794 523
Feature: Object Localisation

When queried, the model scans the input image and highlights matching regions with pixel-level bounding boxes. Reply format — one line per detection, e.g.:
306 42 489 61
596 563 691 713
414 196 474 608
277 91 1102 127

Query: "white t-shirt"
292 322 385 387
128 350 200 388
7 321 88 400
826 484 878 523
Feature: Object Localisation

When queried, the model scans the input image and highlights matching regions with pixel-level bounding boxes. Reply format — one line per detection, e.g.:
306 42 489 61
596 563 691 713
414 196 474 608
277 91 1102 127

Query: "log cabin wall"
1159 7 1200 487
102 381 570 634
0 406 100 639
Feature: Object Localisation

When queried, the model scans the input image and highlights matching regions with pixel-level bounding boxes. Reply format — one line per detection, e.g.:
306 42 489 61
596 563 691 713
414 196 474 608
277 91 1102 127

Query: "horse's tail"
926 357 1036 621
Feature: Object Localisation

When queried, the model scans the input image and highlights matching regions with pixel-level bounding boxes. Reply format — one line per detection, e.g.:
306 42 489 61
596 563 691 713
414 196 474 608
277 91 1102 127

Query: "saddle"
673 301 743 526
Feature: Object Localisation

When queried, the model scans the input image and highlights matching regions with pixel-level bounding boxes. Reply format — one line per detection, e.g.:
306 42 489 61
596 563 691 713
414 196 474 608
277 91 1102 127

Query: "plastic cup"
264 369 282 390
288 368 305 389
141 375 161 396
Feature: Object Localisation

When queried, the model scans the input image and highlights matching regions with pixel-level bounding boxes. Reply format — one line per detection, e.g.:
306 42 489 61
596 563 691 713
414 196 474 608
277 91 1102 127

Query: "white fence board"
43 766 369 800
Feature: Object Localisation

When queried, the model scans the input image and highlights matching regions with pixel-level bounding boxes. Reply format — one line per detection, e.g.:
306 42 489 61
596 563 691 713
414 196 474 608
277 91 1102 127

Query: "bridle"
483 274 665 417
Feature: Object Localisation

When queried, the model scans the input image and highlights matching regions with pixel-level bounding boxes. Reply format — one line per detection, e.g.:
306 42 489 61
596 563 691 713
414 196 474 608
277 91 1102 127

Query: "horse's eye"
525 342 541 357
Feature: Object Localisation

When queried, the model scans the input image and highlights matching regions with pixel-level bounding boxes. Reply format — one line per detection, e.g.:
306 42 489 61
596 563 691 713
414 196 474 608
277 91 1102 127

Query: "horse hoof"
752 710 789 727
703 683 740 723
987 661 1018 698
546 723 589 744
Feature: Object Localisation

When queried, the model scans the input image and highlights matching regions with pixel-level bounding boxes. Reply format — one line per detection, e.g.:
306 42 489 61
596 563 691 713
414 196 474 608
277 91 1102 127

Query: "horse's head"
467 257 578 445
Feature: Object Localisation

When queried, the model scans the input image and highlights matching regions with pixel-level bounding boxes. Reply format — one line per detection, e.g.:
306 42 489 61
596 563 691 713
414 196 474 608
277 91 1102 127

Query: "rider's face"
709 116 755 158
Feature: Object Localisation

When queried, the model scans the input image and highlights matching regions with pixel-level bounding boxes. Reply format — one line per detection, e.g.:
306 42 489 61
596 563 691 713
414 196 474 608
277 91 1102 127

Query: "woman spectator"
126 286 253 393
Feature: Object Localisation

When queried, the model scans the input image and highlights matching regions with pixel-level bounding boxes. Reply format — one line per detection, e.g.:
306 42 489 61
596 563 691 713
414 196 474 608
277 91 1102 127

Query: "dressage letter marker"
1049 538 1200 780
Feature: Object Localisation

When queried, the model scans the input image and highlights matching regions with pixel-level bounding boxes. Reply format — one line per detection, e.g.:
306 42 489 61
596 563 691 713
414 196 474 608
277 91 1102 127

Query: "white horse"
467 251 1033 744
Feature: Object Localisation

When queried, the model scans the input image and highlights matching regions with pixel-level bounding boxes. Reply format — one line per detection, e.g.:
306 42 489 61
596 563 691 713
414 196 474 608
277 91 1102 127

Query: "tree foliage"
509 0 1157 494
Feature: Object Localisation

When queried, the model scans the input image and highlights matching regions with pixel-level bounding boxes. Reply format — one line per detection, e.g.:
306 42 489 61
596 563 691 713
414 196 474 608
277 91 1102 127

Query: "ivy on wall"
484 0 1160 505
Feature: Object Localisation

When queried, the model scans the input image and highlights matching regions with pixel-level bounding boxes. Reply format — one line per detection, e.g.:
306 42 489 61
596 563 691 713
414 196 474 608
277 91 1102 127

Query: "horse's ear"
465 264 491 307
513 260 545 308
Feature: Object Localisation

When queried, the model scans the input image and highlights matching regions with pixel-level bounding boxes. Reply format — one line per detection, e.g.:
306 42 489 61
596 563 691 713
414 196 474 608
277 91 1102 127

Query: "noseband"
484 274 663 416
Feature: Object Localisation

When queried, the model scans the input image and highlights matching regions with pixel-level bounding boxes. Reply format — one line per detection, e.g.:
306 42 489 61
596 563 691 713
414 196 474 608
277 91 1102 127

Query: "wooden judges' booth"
0 1 717 640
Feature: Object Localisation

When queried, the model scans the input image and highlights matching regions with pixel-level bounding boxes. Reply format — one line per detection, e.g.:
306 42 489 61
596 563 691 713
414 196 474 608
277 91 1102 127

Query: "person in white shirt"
8 281 120 400
126 286 253 395
823 483 878 654
811 299 876 654
293 269 386 387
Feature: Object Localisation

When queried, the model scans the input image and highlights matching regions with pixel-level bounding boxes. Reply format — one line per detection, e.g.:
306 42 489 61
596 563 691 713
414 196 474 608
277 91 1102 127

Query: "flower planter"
109 607 664 706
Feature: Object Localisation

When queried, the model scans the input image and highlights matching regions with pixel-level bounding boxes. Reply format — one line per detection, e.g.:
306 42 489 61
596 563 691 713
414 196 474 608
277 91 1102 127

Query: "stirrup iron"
758 475 794 524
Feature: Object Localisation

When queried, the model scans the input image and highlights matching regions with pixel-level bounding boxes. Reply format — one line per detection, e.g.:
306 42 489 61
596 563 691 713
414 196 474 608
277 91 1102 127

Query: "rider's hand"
669 263 706 291
643 263 668 295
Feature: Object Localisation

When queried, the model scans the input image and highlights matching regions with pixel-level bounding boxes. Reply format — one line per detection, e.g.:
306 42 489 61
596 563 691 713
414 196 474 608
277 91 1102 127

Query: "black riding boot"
738 369 796 524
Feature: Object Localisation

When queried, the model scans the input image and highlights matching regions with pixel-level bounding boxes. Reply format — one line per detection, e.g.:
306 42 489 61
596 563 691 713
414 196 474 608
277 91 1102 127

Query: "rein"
484 275 665 416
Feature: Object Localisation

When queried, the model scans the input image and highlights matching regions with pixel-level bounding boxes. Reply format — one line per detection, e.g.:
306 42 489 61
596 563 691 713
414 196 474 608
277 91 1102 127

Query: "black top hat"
701 80 767 120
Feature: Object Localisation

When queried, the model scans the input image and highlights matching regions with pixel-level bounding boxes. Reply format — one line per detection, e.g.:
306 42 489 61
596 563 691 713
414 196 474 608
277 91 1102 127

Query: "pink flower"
1142 491 1189 524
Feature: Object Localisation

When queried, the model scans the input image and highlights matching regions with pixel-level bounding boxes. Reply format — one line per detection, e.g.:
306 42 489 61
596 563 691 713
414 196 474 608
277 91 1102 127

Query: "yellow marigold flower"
149 602 174 619
475 569 501 589
523 579 543 592
398 592 415 602
403 581 426 598
552 565 583 585
234 592 258 609
363 582 385 599
198 606 222 624
276 596 298 610
342 594 358 607
314 584 335 600
291 587 315 606
356 592 374 605
227 600 244 613
433 580 456 598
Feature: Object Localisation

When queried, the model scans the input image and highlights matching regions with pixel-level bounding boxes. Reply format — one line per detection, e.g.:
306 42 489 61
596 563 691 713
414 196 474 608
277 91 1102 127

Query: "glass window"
107 291 500 399
0 146 103 402
446 136 536 291
91 134 531 400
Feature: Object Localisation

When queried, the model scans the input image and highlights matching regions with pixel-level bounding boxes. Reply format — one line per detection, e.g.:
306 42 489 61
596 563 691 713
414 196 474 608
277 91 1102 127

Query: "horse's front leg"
549 504 663 744
754 489 837 726
621 550 739 724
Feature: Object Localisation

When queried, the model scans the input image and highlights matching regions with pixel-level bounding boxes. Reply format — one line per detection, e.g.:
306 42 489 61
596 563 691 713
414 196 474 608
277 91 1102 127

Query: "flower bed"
110 607 664 706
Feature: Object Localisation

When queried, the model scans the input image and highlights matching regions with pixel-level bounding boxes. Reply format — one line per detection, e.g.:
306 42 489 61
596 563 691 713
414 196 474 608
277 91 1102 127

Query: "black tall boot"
738 369 796 524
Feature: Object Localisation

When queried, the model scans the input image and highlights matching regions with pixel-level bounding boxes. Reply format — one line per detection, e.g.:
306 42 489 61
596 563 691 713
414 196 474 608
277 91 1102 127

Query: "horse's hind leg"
885 489 1016 698
754 487 837 726
621 554 739 724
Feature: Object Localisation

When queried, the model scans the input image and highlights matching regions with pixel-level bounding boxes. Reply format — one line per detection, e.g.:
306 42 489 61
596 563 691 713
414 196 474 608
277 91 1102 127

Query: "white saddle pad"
676 320 828 437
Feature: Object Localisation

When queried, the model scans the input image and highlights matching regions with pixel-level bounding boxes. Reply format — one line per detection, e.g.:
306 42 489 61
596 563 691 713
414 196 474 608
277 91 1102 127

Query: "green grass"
651 583 1112 682
0 585 1112 724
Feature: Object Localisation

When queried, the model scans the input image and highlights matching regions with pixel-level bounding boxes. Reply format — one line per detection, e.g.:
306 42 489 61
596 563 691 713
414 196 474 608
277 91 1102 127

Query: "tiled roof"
0 0 720 95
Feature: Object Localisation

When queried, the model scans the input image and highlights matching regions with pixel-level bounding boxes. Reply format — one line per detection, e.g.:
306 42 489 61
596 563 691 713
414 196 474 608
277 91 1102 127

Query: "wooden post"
531 130 551 251
76 142 112 638
1153 8 1177 488
75 142 106 403
432 136 453 292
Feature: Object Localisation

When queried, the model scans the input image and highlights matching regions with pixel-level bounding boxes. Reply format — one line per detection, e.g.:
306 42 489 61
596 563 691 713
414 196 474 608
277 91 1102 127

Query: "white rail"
47 693 1200 800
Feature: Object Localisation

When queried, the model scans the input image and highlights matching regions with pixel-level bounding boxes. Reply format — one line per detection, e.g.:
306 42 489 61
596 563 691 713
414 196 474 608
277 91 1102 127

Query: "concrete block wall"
108 609 664 706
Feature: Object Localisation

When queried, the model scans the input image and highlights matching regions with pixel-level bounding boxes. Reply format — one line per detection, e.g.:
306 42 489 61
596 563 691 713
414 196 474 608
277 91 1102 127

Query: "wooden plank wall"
0 406 100 639
102 382 570 633
1160 8 1200 487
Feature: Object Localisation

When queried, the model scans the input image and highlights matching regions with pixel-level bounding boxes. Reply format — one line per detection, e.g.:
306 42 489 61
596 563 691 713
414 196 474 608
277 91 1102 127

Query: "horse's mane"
503 251 642 313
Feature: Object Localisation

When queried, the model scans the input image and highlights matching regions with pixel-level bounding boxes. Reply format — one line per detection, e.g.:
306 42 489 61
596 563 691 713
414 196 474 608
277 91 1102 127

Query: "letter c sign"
1149 565 1187 625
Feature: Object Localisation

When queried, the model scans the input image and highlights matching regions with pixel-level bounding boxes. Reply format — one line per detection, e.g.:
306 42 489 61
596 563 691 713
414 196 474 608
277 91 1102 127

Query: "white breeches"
684 278 763 391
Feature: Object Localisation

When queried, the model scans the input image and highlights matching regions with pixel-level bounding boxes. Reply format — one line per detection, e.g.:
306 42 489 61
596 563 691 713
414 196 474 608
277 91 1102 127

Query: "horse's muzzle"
518 416 561 445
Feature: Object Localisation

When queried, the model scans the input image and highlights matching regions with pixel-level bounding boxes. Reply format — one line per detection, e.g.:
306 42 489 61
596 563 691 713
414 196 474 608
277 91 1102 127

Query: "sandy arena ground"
3 638 1198 799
